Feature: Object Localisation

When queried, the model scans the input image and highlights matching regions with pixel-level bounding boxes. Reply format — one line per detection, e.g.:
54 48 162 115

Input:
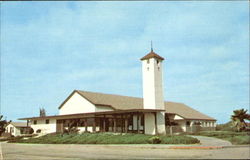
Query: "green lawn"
194 131 250 145
9 132 199 144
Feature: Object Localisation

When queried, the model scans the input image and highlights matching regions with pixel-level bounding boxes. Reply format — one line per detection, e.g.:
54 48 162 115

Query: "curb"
169 146 223 149
222 145 250 148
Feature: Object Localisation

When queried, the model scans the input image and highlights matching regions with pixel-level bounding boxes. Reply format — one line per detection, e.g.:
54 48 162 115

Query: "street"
1 142 249 159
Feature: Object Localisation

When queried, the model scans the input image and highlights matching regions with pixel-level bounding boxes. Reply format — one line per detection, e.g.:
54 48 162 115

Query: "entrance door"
56 120 64 133
105 119 109 132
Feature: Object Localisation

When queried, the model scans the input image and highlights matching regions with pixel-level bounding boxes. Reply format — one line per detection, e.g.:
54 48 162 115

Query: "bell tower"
140 44 166 135
141 46 165 110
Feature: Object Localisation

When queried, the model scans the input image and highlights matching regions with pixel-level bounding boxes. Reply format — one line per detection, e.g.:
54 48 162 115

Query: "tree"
39 108 46 117
0 115 11 136
63 119 80 134
231 108 250 132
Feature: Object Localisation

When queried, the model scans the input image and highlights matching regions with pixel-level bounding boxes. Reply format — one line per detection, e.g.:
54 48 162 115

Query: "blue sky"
1 1 249 124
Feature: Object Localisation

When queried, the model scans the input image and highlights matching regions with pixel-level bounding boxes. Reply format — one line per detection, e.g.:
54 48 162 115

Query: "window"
33 120 37 125
128 116 133 126
194 121 201 125
45 119 50 124
186 121 190 126
20 128 24 134
140 115 144 126
156 60 160 70
147 59 150 64
147 67 149 71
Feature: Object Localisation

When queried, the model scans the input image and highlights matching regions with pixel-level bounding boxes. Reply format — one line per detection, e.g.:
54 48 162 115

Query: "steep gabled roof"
165 102 215 120
140 51 164 61
76 90 142 110
70 90 215 121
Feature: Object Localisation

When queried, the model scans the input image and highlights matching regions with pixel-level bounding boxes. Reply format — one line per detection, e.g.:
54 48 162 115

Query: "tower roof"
140 50 165 61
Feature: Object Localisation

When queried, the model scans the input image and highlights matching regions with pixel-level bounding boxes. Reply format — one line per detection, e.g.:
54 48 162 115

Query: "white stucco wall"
30 119 56 134
173 115 184 120
6 124 21 136
95 105 114 112
142 58 165 110
144 113 156 135
156 112 166 135
59 92 95 115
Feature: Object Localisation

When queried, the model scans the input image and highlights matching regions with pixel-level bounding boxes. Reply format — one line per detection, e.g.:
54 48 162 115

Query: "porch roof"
19 109 165 120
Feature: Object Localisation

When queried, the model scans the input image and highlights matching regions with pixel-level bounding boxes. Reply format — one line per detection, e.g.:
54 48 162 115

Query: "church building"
19 49 216 135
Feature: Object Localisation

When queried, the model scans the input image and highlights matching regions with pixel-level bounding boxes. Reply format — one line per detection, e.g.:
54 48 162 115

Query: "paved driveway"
190 136 232 146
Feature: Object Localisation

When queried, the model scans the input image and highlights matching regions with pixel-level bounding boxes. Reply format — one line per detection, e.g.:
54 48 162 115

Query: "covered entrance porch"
55 109 165 134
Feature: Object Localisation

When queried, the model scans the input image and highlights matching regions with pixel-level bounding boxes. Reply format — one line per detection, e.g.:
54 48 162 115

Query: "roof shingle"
76 90 215 120
140 51 164 61
10 122 28 127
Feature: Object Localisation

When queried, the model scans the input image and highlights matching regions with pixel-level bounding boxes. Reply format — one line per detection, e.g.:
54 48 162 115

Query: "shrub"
161 135 200 144
148 136 161 144
228 136 250 144
36 129 41 133
216 121 237 131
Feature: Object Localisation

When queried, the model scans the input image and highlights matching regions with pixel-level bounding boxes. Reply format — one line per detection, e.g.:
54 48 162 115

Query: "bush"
148 136 161 144
36 129 41 133
228 136 250 144
161 135 200 144
216 121 237 131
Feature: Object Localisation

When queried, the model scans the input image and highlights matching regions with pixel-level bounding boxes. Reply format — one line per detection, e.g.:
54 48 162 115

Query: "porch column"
131 114 134 132
103 115 106 132
137 112 140 133
93 118 96 132
121 114 124 133
111 118 114 132
125 115 128 133
114 115 117 133
142 113 145 134
76 119 79 128
84 119 88 132
170 126 173 135
154 112 158 135
61 120 64 133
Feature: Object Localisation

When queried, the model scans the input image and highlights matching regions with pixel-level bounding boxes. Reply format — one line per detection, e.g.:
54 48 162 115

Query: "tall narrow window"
33 120 37 125
157 60 160 70
45 119 50 124
147 59 150 64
